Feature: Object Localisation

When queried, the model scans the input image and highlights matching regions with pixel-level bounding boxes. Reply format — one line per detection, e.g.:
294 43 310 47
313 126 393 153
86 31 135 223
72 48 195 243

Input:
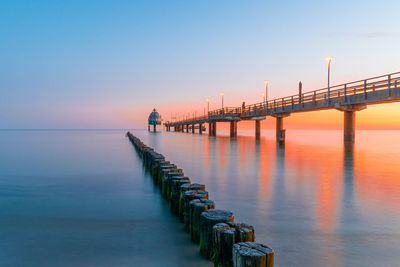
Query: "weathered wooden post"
184 190 209 231
199 209 234 259
189 199 215 243
213 223 236 267
179 183 206 221
170 177 191 215
157 164 176 184
151 160 169 177
165 172 186 200
212 223 255 267
235 223 255 243
232 242 274 267
162 169 183 199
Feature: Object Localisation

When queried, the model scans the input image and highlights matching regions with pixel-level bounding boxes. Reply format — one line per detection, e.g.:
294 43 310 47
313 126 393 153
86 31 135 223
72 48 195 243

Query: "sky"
1 0 400 129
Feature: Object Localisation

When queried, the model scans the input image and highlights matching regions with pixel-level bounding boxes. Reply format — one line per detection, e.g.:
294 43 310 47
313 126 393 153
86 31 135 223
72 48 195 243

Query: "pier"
166 72 400 143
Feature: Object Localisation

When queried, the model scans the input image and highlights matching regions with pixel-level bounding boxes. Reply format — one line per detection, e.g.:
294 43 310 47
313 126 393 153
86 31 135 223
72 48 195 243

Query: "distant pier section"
165 72 400 144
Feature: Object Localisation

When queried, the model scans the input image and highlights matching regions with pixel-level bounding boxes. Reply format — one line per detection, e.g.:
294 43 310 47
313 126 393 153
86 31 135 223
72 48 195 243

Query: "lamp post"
263 93 266 103
264 80 270 110
325 57 334 104
203 105 206 116
206 98 210 114
220 93 224 109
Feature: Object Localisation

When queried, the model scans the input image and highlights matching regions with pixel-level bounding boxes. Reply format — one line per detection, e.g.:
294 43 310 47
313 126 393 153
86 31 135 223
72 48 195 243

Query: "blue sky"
1 0 399 128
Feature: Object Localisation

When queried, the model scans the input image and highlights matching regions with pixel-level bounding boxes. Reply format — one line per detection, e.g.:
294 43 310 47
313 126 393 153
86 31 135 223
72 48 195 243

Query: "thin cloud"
341 31 400 38
320 31 400 39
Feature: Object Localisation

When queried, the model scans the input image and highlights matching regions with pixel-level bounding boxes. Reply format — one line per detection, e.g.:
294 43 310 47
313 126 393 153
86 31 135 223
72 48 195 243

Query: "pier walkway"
165 72 400 143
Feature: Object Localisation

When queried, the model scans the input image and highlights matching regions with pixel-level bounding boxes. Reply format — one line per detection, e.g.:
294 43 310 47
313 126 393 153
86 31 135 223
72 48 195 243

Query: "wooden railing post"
291 96 294 110
313 91 316 106
364 80 367 99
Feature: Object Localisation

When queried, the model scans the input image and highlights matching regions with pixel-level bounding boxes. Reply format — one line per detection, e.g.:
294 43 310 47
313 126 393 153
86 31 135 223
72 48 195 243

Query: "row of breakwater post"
126 132 274 267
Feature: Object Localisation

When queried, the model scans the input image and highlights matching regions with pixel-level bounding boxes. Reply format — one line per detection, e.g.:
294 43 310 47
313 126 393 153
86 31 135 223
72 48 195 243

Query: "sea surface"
1 129 400 266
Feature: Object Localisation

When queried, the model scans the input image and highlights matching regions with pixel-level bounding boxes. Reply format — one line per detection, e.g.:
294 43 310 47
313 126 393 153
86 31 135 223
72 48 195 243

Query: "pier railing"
243 71 400 115
168 71 400 125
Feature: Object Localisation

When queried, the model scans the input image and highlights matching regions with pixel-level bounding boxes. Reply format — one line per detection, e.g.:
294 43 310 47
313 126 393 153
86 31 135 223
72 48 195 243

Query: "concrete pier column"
199 123 203 134
230 121 237 138
276 117 283 141
212 122 217 136
208 122 212 135
336 104 366 143
344 110 355 142
273 113 290 144
192 124 195 133
153 125 156 132
181 125 184 132
255 120 261 140
186 125 189 133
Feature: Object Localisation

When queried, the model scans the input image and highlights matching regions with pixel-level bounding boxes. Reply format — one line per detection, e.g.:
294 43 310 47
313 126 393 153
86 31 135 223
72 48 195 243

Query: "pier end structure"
148 108 162 132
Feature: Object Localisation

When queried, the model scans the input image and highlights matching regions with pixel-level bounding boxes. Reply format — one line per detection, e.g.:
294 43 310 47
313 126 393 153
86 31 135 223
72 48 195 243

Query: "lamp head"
325 56 334 62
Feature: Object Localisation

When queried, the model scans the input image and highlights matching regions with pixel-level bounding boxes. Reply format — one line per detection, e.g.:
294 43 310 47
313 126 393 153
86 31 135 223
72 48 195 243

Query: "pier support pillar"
208 122 212 135
212 122 217 136
153 125 156 132
344 111 355 142
186 124 189 133
336 104 366 143
199 123 203 134
272 113 290 144
255 120 261 140
230 121 237 138
192 124 195 133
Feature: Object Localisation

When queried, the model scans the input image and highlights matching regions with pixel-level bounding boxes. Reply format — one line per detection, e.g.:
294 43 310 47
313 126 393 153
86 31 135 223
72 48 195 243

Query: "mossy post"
170 177 190 215
184 190 209 231
213 223 236 267
199 209 234 260
179 183 205 222
189 199 215 243
162 170 183 199
212 222 255 267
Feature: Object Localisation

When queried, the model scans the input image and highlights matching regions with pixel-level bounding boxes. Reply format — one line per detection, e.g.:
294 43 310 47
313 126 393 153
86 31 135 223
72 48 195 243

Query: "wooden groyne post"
126 132 274 266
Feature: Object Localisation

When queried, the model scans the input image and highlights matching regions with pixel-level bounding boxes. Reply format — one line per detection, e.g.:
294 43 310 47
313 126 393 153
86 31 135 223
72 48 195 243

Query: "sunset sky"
1 0 400 129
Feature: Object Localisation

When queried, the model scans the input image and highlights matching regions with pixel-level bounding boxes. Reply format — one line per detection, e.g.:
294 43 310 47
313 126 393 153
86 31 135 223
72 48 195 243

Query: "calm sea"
1 129 399 266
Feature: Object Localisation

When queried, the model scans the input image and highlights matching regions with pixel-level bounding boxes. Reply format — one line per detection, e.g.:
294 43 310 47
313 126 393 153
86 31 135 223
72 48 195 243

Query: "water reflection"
138 129 400 266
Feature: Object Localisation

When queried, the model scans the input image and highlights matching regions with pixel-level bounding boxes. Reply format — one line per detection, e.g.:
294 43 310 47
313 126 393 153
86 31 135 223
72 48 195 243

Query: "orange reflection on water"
283 139 345 233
